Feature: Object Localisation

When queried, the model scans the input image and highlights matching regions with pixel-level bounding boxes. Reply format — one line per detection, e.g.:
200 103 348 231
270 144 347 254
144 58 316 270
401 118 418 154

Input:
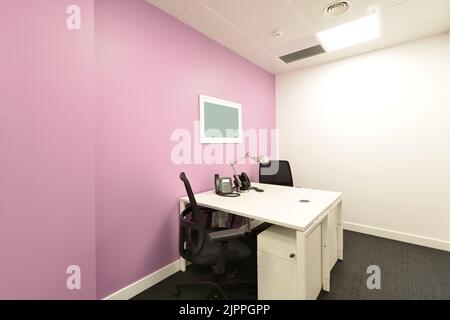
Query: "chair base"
173 280 256 300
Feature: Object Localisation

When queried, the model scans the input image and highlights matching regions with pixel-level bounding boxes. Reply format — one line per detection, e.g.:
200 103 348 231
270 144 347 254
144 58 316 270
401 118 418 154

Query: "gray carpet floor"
132 231 450 300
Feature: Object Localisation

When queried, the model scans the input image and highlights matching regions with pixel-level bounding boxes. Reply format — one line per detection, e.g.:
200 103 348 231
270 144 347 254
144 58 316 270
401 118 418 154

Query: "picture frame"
199 95 243 144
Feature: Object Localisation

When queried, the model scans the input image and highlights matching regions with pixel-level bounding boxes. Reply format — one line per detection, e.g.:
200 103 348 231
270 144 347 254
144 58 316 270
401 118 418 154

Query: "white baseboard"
344 222 450 252
103 260 181 300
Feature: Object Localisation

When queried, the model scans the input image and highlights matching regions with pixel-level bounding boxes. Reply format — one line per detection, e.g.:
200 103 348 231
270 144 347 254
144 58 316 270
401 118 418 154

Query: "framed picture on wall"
199 95 242 144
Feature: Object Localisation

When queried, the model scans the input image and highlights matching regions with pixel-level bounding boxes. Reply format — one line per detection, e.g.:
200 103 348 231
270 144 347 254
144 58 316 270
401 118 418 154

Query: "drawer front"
257 266 296 300
257 251 296 281
257 225 297 262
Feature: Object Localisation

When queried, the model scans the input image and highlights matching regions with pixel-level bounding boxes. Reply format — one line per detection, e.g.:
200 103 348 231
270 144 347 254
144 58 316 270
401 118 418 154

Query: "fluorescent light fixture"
316 14 380 52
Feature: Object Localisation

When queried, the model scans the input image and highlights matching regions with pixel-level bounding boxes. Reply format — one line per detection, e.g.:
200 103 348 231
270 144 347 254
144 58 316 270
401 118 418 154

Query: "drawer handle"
289 253 296 258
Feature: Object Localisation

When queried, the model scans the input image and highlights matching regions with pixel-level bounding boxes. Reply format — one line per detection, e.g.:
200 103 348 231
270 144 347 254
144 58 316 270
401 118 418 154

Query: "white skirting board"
103 260 181 300
344 222 450 252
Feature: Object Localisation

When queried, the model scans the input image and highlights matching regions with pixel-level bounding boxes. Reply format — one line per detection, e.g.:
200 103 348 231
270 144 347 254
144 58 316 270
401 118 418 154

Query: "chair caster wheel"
172 288 180 297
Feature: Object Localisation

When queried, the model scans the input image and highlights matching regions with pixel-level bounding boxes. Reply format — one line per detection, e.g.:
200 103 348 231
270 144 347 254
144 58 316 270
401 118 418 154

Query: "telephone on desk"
215 173 263 197
215 174 240 197
234 172 264 193
234 172 251 191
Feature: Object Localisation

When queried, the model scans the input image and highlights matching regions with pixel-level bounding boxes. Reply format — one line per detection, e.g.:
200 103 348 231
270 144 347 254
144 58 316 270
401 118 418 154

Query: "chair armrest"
207 228 246 242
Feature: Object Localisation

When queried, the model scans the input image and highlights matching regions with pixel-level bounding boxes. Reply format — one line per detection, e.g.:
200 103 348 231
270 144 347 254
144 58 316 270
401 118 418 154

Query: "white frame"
199 95 242 144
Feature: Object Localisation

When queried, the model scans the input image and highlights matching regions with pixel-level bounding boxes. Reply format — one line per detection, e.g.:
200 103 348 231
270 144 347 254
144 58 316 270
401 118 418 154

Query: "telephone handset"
235 172 251 191
215 174 240 197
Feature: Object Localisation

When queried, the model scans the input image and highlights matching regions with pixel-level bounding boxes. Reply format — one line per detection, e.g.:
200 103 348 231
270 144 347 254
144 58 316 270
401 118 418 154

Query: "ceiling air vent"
323 1 352 17
279 45 325 64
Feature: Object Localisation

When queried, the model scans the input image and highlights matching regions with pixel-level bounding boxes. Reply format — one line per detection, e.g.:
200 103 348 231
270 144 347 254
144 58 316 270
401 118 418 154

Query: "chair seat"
192 228 252 266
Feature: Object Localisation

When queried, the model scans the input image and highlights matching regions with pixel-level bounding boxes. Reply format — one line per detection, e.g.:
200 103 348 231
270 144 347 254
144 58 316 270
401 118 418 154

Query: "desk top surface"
180 183 342 232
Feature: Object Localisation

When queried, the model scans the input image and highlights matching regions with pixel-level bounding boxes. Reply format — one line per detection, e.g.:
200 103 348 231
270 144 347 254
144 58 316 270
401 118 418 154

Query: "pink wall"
95 0 275 298
0 0 275 299
0 1 96 299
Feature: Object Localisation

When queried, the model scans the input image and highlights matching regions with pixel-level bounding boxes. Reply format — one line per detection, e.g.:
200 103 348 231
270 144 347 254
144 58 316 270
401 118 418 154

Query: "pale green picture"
204 102 239 138
200 95 242 144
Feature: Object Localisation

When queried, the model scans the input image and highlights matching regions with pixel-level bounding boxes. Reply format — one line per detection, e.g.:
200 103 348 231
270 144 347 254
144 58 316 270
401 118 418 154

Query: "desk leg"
321 215 330 292
337 200 344 261
295 231 307 300
179 201 187 272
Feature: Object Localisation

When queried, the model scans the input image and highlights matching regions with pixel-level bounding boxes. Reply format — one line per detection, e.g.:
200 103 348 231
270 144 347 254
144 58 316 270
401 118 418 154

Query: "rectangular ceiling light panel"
316 14 381 52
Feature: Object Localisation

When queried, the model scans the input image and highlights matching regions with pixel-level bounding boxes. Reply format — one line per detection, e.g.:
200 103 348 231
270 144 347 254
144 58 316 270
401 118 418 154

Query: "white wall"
277 33 450 250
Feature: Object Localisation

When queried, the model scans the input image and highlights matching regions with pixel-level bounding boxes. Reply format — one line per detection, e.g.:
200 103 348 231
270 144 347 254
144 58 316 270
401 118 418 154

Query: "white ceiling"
145 0 450 74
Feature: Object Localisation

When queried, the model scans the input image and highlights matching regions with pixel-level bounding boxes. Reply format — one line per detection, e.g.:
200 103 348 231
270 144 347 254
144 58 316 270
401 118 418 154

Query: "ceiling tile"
295 0 379 33
204 0 293 29
290 0 309 6
218 33 283 73
242 11 310 50
382 0 450 34
383 18 450 48
145 0 198 18
382 0 412 8
179 5 237 41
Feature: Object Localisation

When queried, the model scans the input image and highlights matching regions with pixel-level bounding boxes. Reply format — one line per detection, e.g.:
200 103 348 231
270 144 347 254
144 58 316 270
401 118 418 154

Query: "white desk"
179 182 343 299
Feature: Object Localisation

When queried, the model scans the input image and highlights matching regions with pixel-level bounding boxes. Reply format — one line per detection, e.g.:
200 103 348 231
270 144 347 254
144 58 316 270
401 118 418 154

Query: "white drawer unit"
257 224 323 300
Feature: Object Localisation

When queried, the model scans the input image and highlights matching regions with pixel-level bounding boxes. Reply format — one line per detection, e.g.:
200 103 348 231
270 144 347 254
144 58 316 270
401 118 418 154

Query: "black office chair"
175 172 255 299
259 160 294 187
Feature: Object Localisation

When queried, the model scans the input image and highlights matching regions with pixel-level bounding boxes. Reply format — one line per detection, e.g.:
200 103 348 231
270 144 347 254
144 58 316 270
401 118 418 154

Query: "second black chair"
259 160 294 187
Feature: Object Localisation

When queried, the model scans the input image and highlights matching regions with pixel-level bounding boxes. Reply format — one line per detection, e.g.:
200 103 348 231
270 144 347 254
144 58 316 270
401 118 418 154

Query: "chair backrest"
179 172 205 260
179 172 201 222
259 160 294 187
